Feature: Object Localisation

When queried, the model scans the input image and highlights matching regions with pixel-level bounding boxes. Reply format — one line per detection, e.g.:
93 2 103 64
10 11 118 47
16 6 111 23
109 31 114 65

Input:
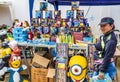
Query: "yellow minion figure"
68 55 88 82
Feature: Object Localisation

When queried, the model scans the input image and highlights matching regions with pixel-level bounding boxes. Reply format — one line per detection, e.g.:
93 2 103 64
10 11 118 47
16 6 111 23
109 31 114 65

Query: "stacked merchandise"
28 1 94 45
13 27 28 42
10 1 94 45
55 43 68 82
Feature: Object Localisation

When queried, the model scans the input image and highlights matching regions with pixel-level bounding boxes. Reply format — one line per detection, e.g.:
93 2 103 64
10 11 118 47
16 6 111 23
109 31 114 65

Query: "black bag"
93 62 102 71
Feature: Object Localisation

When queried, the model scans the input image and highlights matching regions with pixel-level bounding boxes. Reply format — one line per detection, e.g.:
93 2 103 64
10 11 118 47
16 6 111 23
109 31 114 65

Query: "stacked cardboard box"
31 51 55 82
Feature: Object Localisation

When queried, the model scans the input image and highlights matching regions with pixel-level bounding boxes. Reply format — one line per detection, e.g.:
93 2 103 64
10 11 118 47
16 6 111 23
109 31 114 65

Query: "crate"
31 68 48 82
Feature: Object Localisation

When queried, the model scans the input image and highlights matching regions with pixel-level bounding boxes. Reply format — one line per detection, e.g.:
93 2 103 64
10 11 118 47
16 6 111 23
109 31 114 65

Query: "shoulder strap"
101 34 111 50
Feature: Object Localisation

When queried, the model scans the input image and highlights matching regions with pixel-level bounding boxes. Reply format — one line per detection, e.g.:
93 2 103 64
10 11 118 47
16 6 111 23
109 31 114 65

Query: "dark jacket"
95 30 117 72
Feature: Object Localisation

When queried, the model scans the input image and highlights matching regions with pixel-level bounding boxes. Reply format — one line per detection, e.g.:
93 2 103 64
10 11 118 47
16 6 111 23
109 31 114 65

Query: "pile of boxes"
31 51 55 82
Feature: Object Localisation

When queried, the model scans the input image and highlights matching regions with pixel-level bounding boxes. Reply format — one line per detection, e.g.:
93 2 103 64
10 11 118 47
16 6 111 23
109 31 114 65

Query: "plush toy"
0 46 28 82
0 41 12 59
23 21 30 31
68 55 88 82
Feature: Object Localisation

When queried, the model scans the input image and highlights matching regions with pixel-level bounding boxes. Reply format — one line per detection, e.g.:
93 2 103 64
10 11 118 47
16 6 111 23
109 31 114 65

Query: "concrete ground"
0 58 120 82
114 58 120 82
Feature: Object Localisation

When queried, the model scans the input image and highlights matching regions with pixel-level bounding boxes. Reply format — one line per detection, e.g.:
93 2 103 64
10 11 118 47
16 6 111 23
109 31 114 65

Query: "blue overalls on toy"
92 30 117 81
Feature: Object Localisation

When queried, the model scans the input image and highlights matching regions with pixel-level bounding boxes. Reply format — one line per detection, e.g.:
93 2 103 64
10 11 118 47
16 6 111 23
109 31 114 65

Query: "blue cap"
99 17 114 25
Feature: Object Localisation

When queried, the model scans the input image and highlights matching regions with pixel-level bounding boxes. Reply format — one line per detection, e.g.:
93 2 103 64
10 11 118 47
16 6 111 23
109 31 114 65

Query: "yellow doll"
68 55 88 82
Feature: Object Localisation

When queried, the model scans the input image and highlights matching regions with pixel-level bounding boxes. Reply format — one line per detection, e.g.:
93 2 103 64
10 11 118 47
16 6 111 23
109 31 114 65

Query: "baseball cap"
99 17 114 25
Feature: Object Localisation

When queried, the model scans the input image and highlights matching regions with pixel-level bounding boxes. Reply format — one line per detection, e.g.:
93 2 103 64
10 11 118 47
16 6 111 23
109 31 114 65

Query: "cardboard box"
46 68 55 78
31 67 55 82
31 68 48 82
34 51 47 57
49 78 54 82
32 54 50 68
47 68 55 82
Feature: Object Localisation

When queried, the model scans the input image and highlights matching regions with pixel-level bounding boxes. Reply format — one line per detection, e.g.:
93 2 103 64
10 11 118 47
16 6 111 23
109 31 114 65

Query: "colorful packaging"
40 2 48 11
51 27 58 35
31 18 38 27
73 19 80 27
92 73 112 82
71 1 79 10
38 26 43 34
66 10 74 19
35 10 43 18
76 10 84 19
54 10 61 20
45 10 52 19
43 26 50 34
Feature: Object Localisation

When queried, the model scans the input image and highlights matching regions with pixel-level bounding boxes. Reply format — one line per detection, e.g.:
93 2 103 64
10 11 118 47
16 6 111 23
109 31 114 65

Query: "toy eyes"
13 56 21 61
13 56 17 61
18 56 21 60
71 65 82 76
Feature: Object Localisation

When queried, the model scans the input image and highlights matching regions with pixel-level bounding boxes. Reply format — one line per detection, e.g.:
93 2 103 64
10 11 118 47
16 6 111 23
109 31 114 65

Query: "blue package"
51 48 57 57
40 2 48 10
73 19 80 27
66 10 74 19
38 26 43 34
92 73 112 82
49 41 56 45
51 27 58 35
45 11 52 19
43 26 50 34
35 10 43 18
83 37 93 43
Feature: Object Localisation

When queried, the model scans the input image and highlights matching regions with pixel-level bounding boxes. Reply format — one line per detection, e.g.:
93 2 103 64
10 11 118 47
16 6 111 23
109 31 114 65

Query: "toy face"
23 21 29 28
11 56 21 68
68 55 88 81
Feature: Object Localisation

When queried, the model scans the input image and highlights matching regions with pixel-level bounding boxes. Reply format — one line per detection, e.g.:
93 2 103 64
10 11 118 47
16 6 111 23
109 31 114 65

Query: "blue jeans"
92 62 116 79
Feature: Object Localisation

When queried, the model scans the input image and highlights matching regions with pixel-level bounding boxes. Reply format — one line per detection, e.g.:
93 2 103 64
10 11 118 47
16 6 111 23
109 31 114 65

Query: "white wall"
0 0 30 25
12 0 30 23
0 4 12 25
33 0 54 18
